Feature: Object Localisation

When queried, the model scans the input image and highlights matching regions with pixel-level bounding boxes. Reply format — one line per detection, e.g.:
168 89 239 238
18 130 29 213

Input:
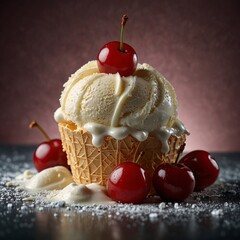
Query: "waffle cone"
59 122 186 186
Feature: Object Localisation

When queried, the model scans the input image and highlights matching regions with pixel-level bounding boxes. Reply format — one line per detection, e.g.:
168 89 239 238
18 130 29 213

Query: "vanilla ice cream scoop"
55 61 188 152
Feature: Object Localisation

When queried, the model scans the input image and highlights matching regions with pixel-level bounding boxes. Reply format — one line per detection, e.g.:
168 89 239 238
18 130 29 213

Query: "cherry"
179 150 219 191
97 15 138 77
153 163 195 202
107 162 151 204
29 121 69 172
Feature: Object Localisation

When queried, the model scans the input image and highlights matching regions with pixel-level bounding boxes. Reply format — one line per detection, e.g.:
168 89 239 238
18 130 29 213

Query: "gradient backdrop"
1 0 240 152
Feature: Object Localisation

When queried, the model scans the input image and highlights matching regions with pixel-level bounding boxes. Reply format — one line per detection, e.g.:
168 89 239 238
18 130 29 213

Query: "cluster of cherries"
107 150 219 203
30 120 219 203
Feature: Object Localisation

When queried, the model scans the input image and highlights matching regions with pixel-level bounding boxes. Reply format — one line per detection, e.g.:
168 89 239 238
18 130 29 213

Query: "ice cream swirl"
54 61 189 152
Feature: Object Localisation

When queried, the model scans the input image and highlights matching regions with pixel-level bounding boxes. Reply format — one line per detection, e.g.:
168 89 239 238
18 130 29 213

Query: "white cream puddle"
25 166 73 191
7 166 114 205
48 183 114 205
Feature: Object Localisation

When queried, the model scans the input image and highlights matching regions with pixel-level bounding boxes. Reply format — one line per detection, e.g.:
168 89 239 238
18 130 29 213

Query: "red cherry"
107 162 151 204
97 41 137 77
179 150 219 191
33 139 69 172
153 163 195 202
97 15 138 77
29 121 69 172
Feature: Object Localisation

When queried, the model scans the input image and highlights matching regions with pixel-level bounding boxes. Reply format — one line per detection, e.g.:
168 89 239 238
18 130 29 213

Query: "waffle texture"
59 122 186 186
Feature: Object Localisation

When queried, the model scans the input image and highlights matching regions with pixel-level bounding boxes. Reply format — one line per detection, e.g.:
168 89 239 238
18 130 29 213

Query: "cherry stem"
175 143 186 164
29 121 51 141
135 151 144 164
120 14 128 52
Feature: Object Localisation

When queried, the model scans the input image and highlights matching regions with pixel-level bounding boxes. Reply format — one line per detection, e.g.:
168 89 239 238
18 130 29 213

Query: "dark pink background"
1 0 240 152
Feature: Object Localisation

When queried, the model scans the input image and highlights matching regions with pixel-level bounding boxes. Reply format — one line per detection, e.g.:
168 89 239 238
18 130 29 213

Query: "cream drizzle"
83 121 188 153
114 73 123 96
84 123 148 147
111 76 136 127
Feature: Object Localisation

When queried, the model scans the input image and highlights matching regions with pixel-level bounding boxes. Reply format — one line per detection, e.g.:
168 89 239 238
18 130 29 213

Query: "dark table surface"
0 145 239 240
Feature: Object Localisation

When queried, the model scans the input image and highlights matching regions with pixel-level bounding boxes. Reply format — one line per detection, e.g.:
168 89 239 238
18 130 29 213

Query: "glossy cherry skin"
33 139 69 172
97 41 138 77
179 150 219 191
153 163 195 202
107 162 151 204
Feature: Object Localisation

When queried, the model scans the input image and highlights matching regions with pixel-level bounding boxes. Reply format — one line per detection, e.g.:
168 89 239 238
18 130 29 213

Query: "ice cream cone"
59 122 186 186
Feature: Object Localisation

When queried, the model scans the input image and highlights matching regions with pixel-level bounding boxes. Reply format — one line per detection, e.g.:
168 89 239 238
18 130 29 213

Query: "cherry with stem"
97 14 138 77
29 121 69 172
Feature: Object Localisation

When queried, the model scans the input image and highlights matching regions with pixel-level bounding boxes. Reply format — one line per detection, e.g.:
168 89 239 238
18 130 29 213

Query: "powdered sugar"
0 147 239 239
